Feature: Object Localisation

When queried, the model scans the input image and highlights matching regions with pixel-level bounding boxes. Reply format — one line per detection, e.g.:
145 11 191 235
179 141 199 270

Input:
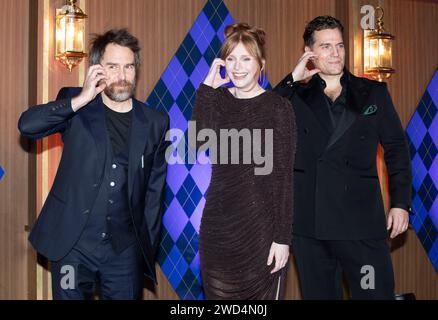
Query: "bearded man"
18 29 169 300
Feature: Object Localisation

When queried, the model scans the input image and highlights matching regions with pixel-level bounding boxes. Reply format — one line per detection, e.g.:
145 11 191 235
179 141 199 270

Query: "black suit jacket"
18 88 169 282
274 71 412 240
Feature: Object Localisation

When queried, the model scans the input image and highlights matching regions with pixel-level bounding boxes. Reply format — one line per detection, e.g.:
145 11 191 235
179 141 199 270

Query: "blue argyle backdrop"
406 68 438 273
145 0 270 299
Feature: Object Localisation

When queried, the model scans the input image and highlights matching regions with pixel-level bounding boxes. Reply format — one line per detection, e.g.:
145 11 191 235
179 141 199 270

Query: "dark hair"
220 23 266 69
89 28 141 70
303 16 344 47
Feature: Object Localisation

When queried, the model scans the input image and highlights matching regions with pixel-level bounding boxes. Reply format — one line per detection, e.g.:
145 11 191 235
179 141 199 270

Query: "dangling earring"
259 70 265 87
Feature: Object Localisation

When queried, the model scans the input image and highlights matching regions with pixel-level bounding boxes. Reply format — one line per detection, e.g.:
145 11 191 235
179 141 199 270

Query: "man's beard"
104 79 136 102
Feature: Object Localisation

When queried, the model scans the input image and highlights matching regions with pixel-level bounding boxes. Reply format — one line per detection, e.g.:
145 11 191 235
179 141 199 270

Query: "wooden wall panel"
0 0 33 299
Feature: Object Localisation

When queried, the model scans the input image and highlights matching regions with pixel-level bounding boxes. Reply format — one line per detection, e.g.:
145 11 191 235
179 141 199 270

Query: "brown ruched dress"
191 84 296 300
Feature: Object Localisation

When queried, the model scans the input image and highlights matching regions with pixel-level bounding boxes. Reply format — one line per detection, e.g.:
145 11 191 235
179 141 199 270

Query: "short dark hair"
89 28 141 70
303 16 344 47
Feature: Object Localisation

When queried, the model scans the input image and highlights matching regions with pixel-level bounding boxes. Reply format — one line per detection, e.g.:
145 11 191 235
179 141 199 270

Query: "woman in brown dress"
191 23 296 300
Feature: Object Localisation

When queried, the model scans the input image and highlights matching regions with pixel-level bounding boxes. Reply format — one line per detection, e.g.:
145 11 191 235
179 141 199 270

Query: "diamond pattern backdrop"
406 68 438 273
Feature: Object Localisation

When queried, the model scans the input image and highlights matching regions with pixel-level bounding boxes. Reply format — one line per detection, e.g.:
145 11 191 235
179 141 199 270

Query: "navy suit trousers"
51 241 145 300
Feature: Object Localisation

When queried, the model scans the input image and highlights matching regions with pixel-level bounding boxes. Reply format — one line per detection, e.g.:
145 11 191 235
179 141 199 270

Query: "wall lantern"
55 0 87 72
364 7 395 81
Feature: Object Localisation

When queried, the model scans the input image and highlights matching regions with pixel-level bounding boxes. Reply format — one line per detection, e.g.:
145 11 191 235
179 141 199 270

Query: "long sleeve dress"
191 84 296 299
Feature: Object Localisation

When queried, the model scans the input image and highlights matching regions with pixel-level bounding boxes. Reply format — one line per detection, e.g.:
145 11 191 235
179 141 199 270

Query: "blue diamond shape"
182 198 197 217
429 239 438 264
158 230 175 264
168 245 183 266
176 82 196 121
190 57 209 89
147 79 175 112
208 1 229 33
202 0 216 20
411 218 422 233
163 185 175 208
161 57 188 100
0 166 4 181
417 91 437 128
190 12 216 55
176 186 189 208
210 34 223 56
203 35 223 66
418 216 437 252
160 91 175 112
417 174 438 211
182 80 196 99
185 189 202 217
182 33 197 54
161 255 176 279
217 13 234 42
406 112 427 151
210 13 224 32
419 227 434 253
407 137 417 161
146 79 166 108
176 34 202 75
209 0 223 8
411 192 431 227
424 215 437 237
168 267 184 289
411 153 427 192
418 133 437 169
176 268 198 300
175 175 203 217
216 1 229 20
176 224 197 264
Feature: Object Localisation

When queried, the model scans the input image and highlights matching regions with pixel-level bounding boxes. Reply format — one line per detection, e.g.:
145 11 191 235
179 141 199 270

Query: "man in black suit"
274 16 412 299
18 29 169 299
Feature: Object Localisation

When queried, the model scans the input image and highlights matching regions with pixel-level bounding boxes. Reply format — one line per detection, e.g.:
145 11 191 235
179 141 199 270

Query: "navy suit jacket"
274 72 412 240
18 88 169 282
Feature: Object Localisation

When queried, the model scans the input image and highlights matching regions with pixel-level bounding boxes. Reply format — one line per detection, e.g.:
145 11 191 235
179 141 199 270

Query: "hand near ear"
291 51 321 82
204 59 230 89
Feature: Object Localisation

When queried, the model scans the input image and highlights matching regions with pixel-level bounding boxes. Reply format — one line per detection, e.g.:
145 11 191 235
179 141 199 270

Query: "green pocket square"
363 104 378 115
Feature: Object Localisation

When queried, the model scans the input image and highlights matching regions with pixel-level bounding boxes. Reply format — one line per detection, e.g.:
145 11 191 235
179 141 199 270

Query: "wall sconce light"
364 7 395 82
55 0 87 72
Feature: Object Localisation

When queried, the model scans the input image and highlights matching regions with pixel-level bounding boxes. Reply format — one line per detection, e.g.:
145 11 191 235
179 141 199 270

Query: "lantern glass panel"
55 15 66 55
380 38 392 68
369 38 379 69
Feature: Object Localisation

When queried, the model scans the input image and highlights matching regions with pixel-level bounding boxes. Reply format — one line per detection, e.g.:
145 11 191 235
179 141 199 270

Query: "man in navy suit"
274 16 412 299
18 29 169 299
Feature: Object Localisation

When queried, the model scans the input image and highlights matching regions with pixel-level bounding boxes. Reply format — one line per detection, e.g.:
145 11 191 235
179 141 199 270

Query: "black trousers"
51 240 145 300
292 235 395 300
